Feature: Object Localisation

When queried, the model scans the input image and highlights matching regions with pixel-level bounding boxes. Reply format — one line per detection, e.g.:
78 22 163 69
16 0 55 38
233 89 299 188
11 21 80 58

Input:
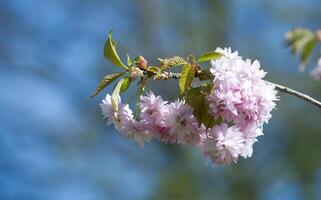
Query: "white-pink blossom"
100 94 152 146
239 122 263 158
203 48 277 164
201 123 245 165
207 47 277 127
311 57 321 81
118 120 152 147
140 91 168 127
139 92 176 143
164 100 200 145
100 94 119 124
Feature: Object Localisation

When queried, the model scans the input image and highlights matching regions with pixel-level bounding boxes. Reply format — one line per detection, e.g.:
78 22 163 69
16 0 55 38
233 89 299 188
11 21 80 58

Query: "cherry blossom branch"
165 72 321 109
129 53 321 110
268 82 321 109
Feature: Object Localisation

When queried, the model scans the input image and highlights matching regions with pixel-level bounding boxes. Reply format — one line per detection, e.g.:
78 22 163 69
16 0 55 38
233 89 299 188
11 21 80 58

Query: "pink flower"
215 47 241 60
139 92 175 143
201 123 245 165
100 94 119 124
207 47 277 127
153 125 177 143
238 122 263 158
100 94 152 146
140 91 168 126
204 48 278 164
115 103 134 130
164 100 200 145
311 57 321 81
119 120 152 147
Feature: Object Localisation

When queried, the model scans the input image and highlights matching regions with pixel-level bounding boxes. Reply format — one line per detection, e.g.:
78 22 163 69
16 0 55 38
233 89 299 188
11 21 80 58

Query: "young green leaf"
120 76 132 93
90 72 125 98
159 56 187 69
179 64 195 96
104 32 128 70
300 39 316 66
147 66 161 74
186 84 217 128
133 79 148 120
198 52 222 62
127 54 132 66
112 78 125 109
285 28 317 70
285 28 313 48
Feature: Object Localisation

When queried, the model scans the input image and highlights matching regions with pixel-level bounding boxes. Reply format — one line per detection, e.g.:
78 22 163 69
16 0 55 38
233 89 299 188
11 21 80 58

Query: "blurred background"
1 0 321 199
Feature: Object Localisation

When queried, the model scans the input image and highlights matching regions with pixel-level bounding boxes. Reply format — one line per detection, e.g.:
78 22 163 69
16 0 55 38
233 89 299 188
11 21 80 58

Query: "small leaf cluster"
285 28 321 70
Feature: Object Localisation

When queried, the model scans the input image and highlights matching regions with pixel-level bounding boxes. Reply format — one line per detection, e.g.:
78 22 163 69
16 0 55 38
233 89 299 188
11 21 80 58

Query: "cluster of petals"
100 47 278 165
100 92 201 147
202 48 277 164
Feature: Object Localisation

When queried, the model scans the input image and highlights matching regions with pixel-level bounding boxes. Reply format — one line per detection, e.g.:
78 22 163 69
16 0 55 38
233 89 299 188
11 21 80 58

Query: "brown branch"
268 82 321 109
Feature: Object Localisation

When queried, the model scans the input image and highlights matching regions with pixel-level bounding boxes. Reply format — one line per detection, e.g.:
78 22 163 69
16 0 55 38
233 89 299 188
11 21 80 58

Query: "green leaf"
133 79 148 120
179 64 195 96
120 76 132 93
293 34 314 55
90 72 125 98
104 31 128 70
186 84 218 128
301 39 316 66
285 28 313 48
126 54 132 66
147 66 161 74
198 52 222 62
198 68 213 81
285 28 317 70
111 78 125 109
158 56 187 69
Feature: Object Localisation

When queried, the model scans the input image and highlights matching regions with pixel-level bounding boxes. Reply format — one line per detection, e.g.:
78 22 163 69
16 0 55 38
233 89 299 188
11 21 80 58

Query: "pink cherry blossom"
118 120 152 147
201 123 245 165
238 122 263 158
140 91 168 127
139 92 176 143
207 47 277 127
165 100 200 145
100 94 119 125
100 94 152 146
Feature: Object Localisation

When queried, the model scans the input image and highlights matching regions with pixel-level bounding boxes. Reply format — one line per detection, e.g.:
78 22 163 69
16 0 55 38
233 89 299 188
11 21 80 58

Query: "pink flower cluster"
203 48 277 164
100 92 201 147
100 48 278 165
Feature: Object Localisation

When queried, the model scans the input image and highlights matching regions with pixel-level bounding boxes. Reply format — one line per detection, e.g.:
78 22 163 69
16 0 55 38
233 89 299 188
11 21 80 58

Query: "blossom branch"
268 82 321 109
152 70 321 109
98 43 320 165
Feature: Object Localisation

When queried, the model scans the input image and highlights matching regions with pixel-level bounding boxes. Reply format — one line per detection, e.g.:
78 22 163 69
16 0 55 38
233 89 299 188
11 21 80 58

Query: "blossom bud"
134 56 148 70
